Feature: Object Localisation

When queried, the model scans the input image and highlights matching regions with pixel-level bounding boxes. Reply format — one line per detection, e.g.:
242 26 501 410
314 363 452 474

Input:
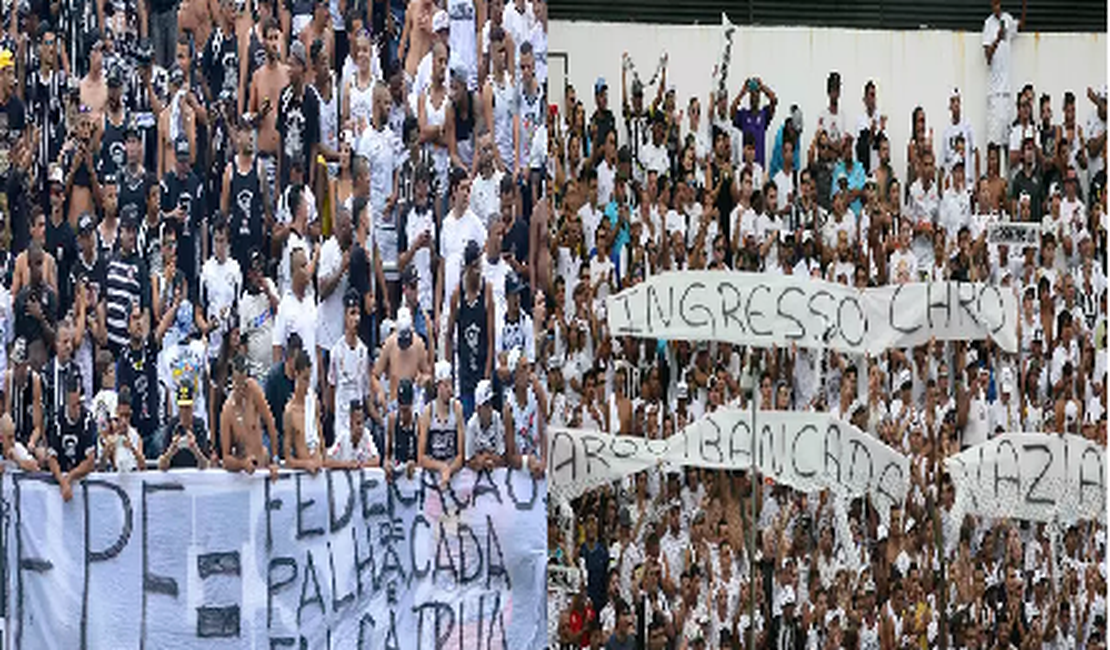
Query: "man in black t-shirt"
45 371 96 501
278 41 320 192
0 48 27 187
158 383 212 469
159 136 205 291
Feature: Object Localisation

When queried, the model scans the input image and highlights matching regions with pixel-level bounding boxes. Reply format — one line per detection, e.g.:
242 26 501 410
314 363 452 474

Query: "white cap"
48 163 64 185
905 517 916 534
379 318 395 341
396 306 413 332
779 585 796 608
965 348 979 368
877 524 889 541
475 379 493 406
951 87 961 100
507 346 523 372
676 381 689 400
432 9 449 32
825 608 844 626
1065 400 1079 422
435 360 453 384
898 368 913 389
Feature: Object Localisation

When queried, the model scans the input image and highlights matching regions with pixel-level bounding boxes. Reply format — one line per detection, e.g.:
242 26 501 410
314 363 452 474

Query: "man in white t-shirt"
943 87 976 186
1085 85 1107 181
470 135 504 228
817 71 847 148
447 0 479 91
983 0 1025 148
328 291 370 447
199 218 242 362
438 168 488 328
315 206 352 355
273 246 319 388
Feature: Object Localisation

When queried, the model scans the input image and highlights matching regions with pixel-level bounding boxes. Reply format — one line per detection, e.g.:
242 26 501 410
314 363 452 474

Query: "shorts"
987 93 1013 147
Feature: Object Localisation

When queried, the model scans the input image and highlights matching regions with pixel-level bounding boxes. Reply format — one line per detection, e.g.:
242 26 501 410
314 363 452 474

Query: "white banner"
606 272 1019 353
945 433 1106 524
0 468 547 650
549 408 909 519
987 222 1041 247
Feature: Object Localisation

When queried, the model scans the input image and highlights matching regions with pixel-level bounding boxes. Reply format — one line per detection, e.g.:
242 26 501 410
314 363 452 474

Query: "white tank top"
316 81 339 177
424 90 450 196
447 0 478 91
511 387 539 456
491 72 516 168
348 77 374 131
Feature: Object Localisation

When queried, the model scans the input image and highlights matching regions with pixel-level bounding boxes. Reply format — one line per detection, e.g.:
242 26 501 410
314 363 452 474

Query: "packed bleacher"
546 5 1108 649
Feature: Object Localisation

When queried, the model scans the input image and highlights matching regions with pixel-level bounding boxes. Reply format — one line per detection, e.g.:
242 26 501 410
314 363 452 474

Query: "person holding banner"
385 378 420 480
282 349 324 473
45 371 97 501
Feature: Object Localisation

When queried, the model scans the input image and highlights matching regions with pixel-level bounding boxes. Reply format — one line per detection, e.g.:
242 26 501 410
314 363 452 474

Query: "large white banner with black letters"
0 468 546 650
606 272 1020 353
549 409 909 521
945 433 1106 524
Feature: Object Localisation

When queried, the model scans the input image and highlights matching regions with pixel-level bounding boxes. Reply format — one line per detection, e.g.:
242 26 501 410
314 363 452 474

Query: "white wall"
550 20 1107 178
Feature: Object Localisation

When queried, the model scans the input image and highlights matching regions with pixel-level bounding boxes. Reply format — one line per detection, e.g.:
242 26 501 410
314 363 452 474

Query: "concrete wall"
549 20 1107 178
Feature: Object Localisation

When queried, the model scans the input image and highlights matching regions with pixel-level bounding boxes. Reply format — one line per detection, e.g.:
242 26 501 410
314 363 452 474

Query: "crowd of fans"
546 2 1108 648
0 0 552 500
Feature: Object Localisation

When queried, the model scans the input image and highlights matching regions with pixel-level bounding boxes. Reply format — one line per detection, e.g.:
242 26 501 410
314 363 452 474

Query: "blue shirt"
733 105 772 166
832 159 867 216
579 541 610 613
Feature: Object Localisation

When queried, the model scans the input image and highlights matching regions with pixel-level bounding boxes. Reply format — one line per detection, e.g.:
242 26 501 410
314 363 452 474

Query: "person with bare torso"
221 354 280 477
79 37 107 124
400 0 434 83
283 348 323 472
250 17 290 202
373 305 431 406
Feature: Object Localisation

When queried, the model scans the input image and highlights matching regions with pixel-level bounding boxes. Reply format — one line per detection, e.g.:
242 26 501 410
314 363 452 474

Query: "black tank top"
229 158 264 271
98 111 129 179
456 279 487 393
393 414 417 464
10 370 37 445
425 401 458 463
117 166 149 228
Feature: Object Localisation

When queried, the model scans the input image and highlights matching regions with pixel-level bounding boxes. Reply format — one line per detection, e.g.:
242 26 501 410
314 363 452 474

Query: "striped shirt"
104 252 150 352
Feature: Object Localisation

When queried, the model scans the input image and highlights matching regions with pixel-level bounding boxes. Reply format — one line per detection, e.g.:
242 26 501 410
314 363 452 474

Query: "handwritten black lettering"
680 282 715 335
776 286 807 340
1023 443 1055 505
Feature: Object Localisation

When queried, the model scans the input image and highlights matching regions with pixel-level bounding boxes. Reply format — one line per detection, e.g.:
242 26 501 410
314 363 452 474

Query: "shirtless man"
298 0 334 66
79 36 107 123
608 364 633 434
249 17 290 203
64 106 101 227
283 349 324 473
11 209 58 299
400 0 435 84
221 355 280 478
157 66 198 177
530 196 552 296
178 0 214 59
372 306 431 406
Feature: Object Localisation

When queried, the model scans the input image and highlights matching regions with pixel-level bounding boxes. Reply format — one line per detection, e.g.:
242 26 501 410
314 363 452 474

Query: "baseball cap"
343 288 360 309
0 49 14 70
475 379 493 406
950 87 961 100
107 65 124 87
676 381 689 400
48 163 64 186
435 360 452 384
10 338 27 365
464 239 482 266
77 211 96 235
120 209 140 229
1000 367 1014 394
398 378 414 406
396 307 414 350
401 264 418 286
176 382 195 406
432 9 449 32
506 272 524 295
594 77 607 95
169 65 185 86
123 117 140 139
827 71 841 92
174 136 191 160
289 40 307 66
1065 400 1078 423
779 585 796 607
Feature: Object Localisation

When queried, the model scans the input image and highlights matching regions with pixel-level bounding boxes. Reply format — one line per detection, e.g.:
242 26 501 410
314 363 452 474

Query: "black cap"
123 117 140 139
135 39 153 65
77 211 96 234
120 210 139 229
343 288 361 309
248 247 265 270
107 65 124 87
169 65 185 86
176 382 195 406
398 328 413 350
506 272 524 295
174 136 191 159
401 264 418 286
464 239 482 266
398 379 414 405
827 71 841 92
